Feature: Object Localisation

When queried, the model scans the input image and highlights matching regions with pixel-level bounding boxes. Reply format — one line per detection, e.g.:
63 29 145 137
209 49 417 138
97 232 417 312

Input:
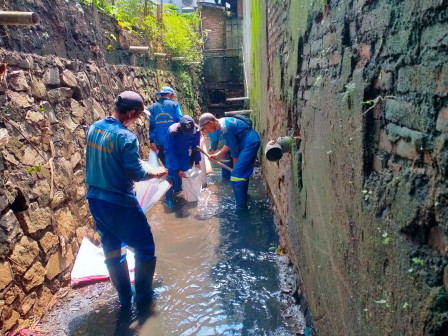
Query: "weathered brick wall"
250 0 448 334
201 5 226 50
0 1 201 334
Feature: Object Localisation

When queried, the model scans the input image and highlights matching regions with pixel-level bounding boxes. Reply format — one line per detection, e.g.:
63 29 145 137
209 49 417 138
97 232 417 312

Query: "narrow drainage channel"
39 168 306 335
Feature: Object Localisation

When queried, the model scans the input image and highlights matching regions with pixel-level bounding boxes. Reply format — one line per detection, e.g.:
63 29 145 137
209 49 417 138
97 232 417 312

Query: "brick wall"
250 0 448 334
201 6 226 50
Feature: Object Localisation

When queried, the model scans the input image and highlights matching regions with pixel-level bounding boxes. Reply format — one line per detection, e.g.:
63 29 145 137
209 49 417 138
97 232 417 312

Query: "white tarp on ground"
70 238 135 287
71 152 168 286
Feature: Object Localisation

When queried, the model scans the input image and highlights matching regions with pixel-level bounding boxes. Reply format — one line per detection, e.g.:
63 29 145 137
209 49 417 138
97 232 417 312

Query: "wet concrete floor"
38 168 306 335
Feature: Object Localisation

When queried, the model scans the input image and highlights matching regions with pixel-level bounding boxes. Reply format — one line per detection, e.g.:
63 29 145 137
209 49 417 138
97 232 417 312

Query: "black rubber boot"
106 261 133 306
114 304 133 336
135 257 157 303
135 258 157 323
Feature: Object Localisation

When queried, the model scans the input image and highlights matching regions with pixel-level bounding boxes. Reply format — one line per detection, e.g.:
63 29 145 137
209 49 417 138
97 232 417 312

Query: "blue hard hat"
156 86 175 95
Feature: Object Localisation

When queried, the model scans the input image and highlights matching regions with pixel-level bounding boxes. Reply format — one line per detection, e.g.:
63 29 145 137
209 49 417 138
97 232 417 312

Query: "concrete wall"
158 0 199 12
0 1 201 334
249 0 448 335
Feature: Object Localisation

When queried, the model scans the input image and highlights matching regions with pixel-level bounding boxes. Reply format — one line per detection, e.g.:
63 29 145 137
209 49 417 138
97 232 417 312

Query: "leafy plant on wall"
162 5 203 61
78 0 204 61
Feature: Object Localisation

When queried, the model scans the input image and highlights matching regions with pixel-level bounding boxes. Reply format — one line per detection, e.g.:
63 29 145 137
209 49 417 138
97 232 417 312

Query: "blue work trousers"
167 172 183 192
230 138 260 208
88 198 156 265
230 140 260 182
221 159 233 179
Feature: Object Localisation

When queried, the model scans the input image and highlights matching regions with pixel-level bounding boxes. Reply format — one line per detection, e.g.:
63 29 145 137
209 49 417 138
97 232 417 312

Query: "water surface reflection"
68 169 296 335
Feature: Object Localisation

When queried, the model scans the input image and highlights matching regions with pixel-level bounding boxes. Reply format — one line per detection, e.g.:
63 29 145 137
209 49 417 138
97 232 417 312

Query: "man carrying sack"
85 91 166 319
164 115 201 207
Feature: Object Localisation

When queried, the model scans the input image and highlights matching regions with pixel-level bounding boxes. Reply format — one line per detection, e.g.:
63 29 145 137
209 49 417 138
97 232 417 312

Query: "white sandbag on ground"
71 238 135 287
182 167 202 202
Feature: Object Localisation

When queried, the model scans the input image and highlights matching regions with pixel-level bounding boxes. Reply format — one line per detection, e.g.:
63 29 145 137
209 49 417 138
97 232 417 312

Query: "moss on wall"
251 0 448 334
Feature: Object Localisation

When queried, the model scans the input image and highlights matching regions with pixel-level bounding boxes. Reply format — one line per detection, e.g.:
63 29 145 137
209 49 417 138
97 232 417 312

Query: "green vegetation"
250 0 264 128
412 257 425 266
78 0 203 61
26 163 42 174
178 69 196 115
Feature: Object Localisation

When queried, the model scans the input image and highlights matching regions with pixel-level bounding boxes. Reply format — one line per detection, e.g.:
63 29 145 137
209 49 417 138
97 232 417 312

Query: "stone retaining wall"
0 47 195 334
0 1 202 333
249 0 448 334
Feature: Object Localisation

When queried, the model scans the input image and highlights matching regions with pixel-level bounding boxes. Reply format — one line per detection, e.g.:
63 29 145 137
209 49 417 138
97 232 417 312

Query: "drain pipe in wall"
265 136 301 161
0 11 40 25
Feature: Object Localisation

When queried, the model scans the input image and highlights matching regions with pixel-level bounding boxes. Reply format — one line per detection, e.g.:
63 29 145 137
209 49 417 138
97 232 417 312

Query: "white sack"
136 178 171 213
71 238 135 287
182 167 202 202
199 138 213 188
136 152 171 213
148 149 160 167
199 152 208 188
199 138 213 174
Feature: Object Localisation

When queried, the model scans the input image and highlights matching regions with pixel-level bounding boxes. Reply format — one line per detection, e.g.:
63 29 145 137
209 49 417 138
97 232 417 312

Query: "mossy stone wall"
249 0 448 334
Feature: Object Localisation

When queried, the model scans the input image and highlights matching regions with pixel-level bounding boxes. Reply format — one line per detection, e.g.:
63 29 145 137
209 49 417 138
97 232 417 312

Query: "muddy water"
45 169 305 335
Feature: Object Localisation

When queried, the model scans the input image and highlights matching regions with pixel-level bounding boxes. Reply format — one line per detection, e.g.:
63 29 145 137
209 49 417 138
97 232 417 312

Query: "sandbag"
136 178 171 213
181 167 202 202
199 152 208 188
136 152 171 213
148 149 160 167
199 138 213 188
199 138 213 174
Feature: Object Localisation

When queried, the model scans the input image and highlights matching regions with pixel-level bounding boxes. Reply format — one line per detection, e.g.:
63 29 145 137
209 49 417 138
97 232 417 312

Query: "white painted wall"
241 0 252 96
154 0 199 12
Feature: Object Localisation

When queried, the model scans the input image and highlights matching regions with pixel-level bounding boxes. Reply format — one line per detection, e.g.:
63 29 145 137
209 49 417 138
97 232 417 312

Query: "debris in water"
275 246 285 255
8 328 48 336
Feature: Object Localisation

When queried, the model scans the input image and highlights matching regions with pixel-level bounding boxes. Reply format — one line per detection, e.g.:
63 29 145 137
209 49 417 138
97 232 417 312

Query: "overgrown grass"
78 0 203 61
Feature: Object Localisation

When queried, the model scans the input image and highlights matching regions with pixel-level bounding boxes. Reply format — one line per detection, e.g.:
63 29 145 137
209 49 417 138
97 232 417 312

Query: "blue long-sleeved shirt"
219 117 260 181
208 129 231 162
164 123 201 174
208 129 221 152
219 117 260 158
149 97 183 146
85 117 152 207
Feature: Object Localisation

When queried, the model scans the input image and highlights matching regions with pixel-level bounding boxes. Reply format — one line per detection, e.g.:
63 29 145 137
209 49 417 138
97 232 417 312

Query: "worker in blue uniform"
199 113 260 209
164 115 201 207
207 128 233 179
149 86 183 164
85 91 167 311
